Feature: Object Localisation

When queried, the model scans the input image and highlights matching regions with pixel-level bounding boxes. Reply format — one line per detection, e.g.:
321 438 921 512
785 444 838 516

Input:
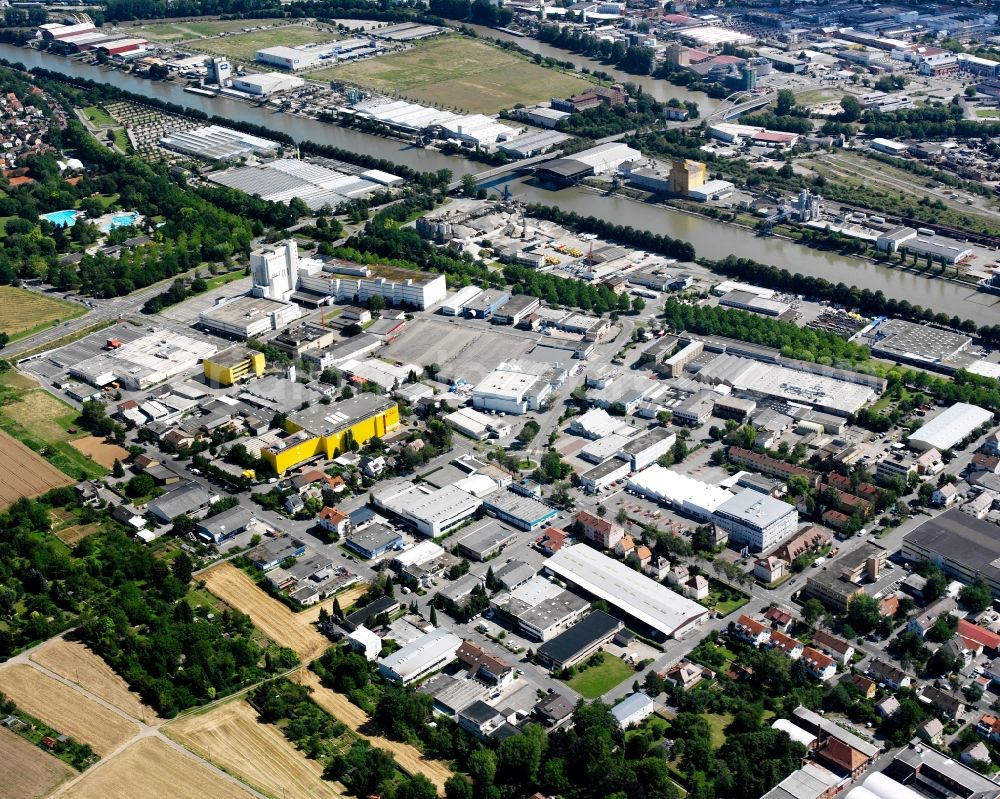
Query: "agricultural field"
31 639 159 723
294 670 452 792
124 18 293 41
0 429 73 507
0 726 75 799
202 563 361 660
194 25 340 63
167 699 343 799
0 665 136 756
61 737 256 799
202 564 330 660
0 286 84 340
320 36 590 114
0 378 106 480
69 435 129 469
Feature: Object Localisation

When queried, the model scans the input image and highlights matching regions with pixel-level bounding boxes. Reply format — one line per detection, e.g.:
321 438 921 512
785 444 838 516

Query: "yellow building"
669 158 707 196
203 346 265 387
262 393 400 474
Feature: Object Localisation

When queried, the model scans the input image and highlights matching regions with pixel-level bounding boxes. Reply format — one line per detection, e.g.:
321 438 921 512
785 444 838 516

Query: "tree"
445 776 474 799
461 174 478 197
467 749 497 795
616 508 629 525
960 577 992 613
111 459 124 478
430 605 438 626
369 293 386 315
923 569 948 602
776 89 796 116
397 774 438 799
846 594 881 635
172 553 193 586
124 474 156 499
840 95 862 122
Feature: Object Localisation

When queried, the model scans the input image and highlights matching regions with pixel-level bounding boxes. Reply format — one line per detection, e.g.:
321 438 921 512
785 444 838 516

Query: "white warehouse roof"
627 464 732 519
908 402 993 452
545 544 710 638
377 627 462 682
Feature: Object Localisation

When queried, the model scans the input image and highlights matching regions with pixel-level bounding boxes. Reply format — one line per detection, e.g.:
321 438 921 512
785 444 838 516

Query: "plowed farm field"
0 429 72 507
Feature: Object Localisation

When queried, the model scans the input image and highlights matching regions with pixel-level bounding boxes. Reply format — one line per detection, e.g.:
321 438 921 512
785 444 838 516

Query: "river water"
5 43 998 321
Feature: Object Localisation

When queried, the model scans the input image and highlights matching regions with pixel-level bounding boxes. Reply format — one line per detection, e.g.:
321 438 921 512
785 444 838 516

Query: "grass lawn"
195 25 340 63
205 270 249 290
318 35 590 114
565 656 635 699
713 594 749 615
83 105 115 126
703 713 732 749
112 129 129 152
977 108 1000 118
126 18 293 41
0 286 85 340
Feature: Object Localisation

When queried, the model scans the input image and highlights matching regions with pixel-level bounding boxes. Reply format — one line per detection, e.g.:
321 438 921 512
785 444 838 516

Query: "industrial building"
198 295 302 339
202 346 265 386
712 488 798 552
377 627 463 684
904 508 1000 597
196 506 257 544
473 360 560 415
626 465 732 520
536 610 623 670
612 692 656 729
534 142 641 183
491 575 591 641
159 125 281 161
439 286 483 316
375 481 481 537
545 545 711 639
482 490 558 531
443 407 502 441
618 426 676 471
908 402 992 452
210 159 397 212
805 543 889 613
861 318 972 370
255 38 377 70
456 521 520 561
69 330 218 390
261 394 399 474
297 261 447 310
230 72 306 96
345 523 404 559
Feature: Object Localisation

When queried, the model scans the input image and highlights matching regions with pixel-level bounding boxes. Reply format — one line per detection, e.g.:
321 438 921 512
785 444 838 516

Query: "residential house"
646 556 671 581
932 483 959 507
285 494 305 514
574 510 624 549
764 606 795 634
456 641 514 687
534 693 574 727
961 741 991 767
849 674 877 700
769 630 804 660
811 630 855 666
918 718 945 745
615 535 635 558
920 686 964 720
800 647 836 681
976 713 1000 744
458 700 507 740
958 618 1000 655
971 453 1000 475
611 692 656 728
876 696 900 718
634 545 652 568
317 506 352 537
917 448 944 475
732 614 771 647
960 491 995 519
665 659 714 690
908 596 958 638
668 563 689 587
347 626 383 661
684 574 709 600
868 659 911 690
754 556 786 584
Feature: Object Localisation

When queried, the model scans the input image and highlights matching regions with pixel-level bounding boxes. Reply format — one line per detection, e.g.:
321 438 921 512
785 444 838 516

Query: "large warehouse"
907 402 993 452
544 545 711 639
626 465 732 520
903 507 1000 595
159 125 281 161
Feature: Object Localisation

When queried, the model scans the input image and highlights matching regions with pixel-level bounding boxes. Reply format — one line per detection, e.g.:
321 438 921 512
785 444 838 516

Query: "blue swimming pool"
40 209 80 228
104 211 140 231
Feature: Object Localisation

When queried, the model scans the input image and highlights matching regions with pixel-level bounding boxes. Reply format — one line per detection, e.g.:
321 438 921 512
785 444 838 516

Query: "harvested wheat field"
0 429 72 507
0 665 136 755
0 725 74 799
60 736 255 799
168 699 343 799
69 436 129 469
294 671 450 793
329 583 367 612
202 564 331 660
31 639 159 723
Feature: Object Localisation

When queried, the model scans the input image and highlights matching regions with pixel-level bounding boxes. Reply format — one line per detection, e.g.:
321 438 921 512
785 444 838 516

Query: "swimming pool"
104 211 141 232
39 209 80 228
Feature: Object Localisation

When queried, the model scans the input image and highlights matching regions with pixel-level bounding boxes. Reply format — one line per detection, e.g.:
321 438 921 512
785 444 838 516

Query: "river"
4 43 998 322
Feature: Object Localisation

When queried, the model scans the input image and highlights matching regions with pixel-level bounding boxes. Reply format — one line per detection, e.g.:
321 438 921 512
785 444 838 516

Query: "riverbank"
2 42 996 321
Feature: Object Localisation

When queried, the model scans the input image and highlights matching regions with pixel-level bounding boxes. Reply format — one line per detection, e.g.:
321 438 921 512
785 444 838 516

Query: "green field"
565 656 635 699
0 286 85 340
125 18 296 42
977 108 1000 118
194 25 340 63
83 105 115 126
317 36 591 114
